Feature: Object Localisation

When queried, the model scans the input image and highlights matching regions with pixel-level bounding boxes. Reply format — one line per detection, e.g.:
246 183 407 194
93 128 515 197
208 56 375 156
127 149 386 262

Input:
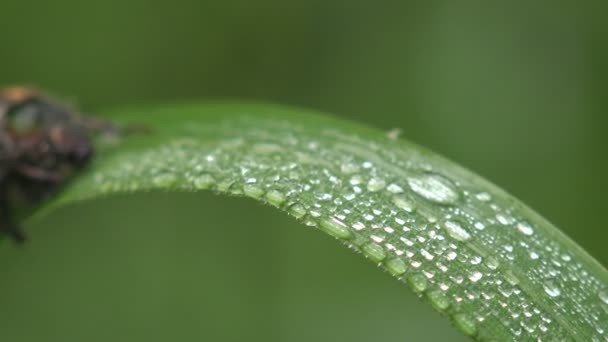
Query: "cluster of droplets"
91 116 608 341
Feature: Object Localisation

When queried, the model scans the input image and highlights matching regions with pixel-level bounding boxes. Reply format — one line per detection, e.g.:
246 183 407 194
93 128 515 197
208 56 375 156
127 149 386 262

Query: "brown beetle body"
0 87 96 242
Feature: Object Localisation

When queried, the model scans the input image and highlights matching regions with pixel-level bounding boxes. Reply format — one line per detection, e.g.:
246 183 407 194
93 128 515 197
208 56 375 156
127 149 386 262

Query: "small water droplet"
485 256 499 270
444 220 472 241
319 216 353 240
543 280 561 297
289 204 306 219
265 190 286 207
407 174 459 204
152 173 177 187
452 313 478 337
385 258 407 276
529 251 539 260
243 184 264 199
475 192 492 202
341 163 360 174
469 271 483 283
516 221 534 235
427 290 450 311
408 274 428 293
446 251 458 261
216 180 234 192
386 183 404 194
392 195 415 212
362 243 387 262
367 178 386 192
192 174 215 189
598 289 608 304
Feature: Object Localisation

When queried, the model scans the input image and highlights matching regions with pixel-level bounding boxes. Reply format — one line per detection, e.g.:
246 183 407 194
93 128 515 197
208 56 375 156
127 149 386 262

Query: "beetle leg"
17 165 66 182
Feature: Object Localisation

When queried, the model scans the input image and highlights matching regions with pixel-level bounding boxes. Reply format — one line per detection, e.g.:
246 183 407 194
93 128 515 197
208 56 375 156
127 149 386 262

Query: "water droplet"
444 220 472 241
469 271 483 283
340 163 360 174
216 180 234 192
392 195 415 212
386 183 404 194
543 280 561 297
289 204 306 219
485 256 499 270
407 274 428 293
243 184 264 199
265 190 286 207
427 290 450 311
152 173 177 187
319 216 353 240
529 251 539 260
446 251 458 260
385 258 407 276
598 289 608 304
452 313 478 337
475 192 492 202
362 243 387 262
192 174 215 189
496 214 513 225
407 174 459 204
367 178 386 192
516 221 534 235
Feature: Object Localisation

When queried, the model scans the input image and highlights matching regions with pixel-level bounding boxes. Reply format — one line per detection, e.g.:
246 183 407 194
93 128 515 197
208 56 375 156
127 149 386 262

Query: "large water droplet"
444 220 472 241
543 280 561 298
407 174 459 204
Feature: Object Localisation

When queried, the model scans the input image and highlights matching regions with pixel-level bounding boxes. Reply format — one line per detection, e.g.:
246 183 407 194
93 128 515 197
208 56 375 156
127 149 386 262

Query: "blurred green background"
0 1 606 341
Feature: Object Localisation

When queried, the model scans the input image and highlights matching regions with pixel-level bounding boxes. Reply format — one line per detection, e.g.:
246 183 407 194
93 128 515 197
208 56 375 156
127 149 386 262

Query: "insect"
0 87 115 243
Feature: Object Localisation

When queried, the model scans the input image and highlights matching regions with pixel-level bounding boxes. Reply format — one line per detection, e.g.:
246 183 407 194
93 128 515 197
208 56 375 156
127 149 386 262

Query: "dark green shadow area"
0 192 464 341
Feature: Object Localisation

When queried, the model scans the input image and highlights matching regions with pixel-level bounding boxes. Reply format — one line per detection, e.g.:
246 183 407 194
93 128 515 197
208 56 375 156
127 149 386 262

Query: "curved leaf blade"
34 103 608 341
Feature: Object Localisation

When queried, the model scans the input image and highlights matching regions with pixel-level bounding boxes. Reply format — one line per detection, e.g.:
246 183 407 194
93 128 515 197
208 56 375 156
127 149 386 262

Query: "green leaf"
30 102 608 340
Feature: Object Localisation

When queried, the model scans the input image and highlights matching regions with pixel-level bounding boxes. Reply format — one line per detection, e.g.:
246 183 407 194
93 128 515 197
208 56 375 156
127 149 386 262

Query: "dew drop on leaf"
265 190 286 207
543 280 562 298
319 216 353 240
407 173 460 204
192 174 215 189
367 178 386 192
598 289 608 305
444 220 472 241
362 242 387 262
385 258 407 276
516 221 534 236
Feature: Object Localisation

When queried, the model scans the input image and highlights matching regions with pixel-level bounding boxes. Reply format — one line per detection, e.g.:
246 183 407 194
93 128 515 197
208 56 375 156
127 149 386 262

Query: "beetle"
0 87 109 243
